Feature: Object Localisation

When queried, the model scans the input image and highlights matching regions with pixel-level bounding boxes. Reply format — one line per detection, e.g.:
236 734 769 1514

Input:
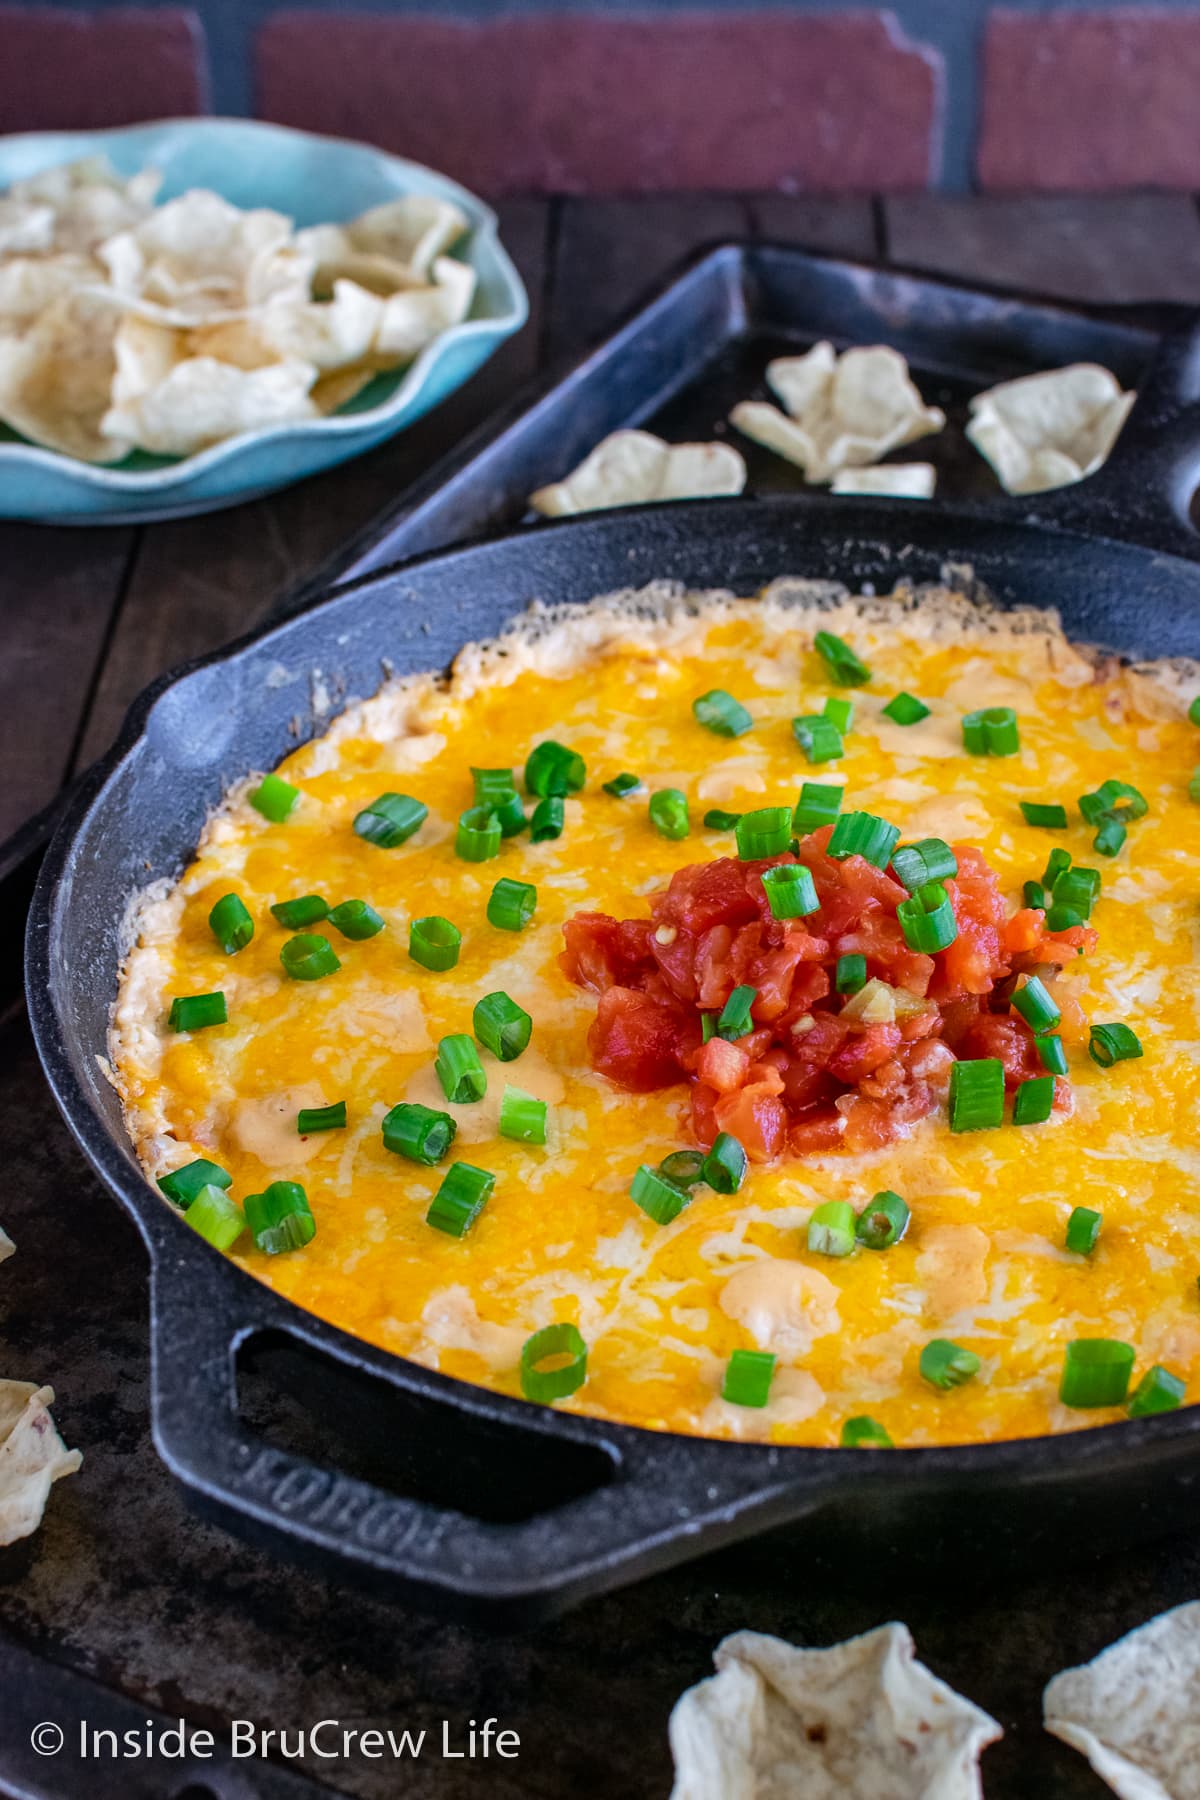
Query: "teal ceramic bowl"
0 118 528 523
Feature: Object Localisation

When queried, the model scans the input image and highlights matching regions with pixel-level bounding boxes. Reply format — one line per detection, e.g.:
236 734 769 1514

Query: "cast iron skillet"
25 325 1200 1624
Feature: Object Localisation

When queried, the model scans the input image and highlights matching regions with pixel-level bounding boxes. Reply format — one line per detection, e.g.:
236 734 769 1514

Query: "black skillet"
25 323 1200 1624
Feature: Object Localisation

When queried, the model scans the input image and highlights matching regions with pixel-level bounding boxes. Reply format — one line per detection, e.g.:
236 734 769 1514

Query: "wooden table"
4 194 1200 1800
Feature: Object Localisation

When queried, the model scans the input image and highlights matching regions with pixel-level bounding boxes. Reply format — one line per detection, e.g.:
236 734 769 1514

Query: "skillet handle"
1028 320 1200 560
147 1228 839 1621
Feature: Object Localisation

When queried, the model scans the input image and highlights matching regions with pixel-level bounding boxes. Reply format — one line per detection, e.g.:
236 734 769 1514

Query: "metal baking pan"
25 310 1200 1622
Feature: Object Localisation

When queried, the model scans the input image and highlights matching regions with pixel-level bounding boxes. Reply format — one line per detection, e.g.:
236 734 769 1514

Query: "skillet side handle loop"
146 1232 839 1621
1028 322 1200 561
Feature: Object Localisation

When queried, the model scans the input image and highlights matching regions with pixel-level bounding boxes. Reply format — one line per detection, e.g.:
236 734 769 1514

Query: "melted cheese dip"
110 581 1200 1447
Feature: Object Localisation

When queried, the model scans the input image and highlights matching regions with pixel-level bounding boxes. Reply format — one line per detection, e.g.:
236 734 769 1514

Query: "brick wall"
0 2 1197 193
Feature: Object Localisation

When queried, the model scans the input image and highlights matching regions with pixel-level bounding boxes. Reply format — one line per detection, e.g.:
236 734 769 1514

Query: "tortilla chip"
259 278 384 372
0 1381 81 1546
297 194 468 295
111 313 186 407
831 462 937 499
1044 1603 1200 1799
669 1625 1001 1800
0 254 96 336
8 156 160 254
730 341 945 484
0 197 54 256
0 1225 13 1263
374 256 476 363
530 430 747 517
96 189 312 326
102 355 318 456
311 364 377 414
966 364 1134 495
0 288 128 462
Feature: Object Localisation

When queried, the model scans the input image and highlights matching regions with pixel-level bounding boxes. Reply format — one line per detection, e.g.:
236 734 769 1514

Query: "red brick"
979 10 1200 191
0 8 207 133
256 11 941 195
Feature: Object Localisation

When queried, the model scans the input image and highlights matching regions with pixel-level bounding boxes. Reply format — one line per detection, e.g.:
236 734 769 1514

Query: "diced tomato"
560 913 654 991
789 1109 845 1154
791 1011 852 1065
587 987 684 1091
691 1082 719 1148
827 1022 903 1084
957 1012 1041 1089
713 1084 788 1161
654 857 760 936
695 1036 751 1093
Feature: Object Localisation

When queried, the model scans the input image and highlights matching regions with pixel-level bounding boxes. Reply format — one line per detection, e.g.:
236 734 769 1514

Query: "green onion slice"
520 1323 587 1403
1191 696 1200 727
882 692 930 726
1012 974 1060 1034
473 991 532 1062
721 1349 776 1408
1060 1338 1134 1408
792 716 844 765
427 1162 494 1237
297 1101 346 1135
1065 1205 1101 1255
525 740 585 798
735 806 792 860
1190 767 1200 804
630 1164 690 1225
717 985 757 1040
808 1200 856 1257
1081 778 1148 825
890 838 958 893
279 934 340 982
244 1180 316 1256
603 772 642 798
471 766 517 807
530 796 564 841
499 1086 547 1145
408 915 461 972
494 792 528 838
382 1101 456 1165
1128 1364 1186 1418
761 864 819 920
962 706 1020 755
827 810 900 870
353 792 427 848
814 630 871 687
835 953 867 995
487 878 537 932
1024 880 1048 910
1045 903 1085 933
649 788 689 841
326 898 385 940
920 1339 981 1390
1089 1023 1143 1067
168 991 227 1032
1042 846 1072 890
249 772 299 823
208 892 254 955
659 1150 706 1188
184 1183 245 1251
270 893 329 929
1093 817 1126 858
1020 802 1069 829
435 1034 487 1104
793 782 844 833
157 1158 231 1209
1053 864 1101 917
1038 1034 1068 1076
456 806 502 862
704 808 741 831
897 881 958 954
701 1132 747 1195
823 695 854 732
948 1058 1004 1132
841 1416 893 1448
856 1190 910 1250
694 689 753 737
1013 1074 1056 1126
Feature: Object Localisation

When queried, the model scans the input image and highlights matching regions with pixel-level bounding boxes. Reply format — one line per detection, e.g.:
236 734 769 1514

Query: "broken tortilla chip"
0 288 128 462
530 429 747 517
831 462 937 499
1044 1602 1200 1800
731 342 945 484
966 364 1134 496
374 255 476 363
101 355 318 457
0 1381 81 1546
297 193 468 295
9 156 159 255
669 1625 1001 1800
0 1225 13 1263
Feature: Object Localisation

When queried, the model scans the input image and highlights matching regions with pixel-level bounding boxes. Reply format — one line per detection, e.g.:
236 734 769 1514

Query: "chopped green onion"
841 1416 893 1448
700 1013 717 1043
823 696 854 733
703 808 741 831
244 1180 316 1255
890 838 958 894
694 689 753 737
948 1058 1004 1131
499 1086 547 1145
493 791 528 838
1013 1074 1056 1125
1081 778 1148 824
792 715 844 764
270 894 328 929
856 1190 910 1250
157 1158 231 1209
1021 802 1068 829
808 1200 856 1257
717 984 757 1040
530 795 564 841
701 1132 747 1195
736 806 792 860
279 934 340 981
353 792 427 848
721 1349 776 1408
1065 1205 1101 1255
920 1339 981 1390
659 1150 707 1188
827 810 900 870
1038 1034 1068 1075
1190 768 1200 803
297 1101 346 1135
630 1164 690 1225
168 991 227 1031
1190 696 1200 727
1089 1023 1143 1068
1042 847 1072 889
456 805 502 862
761 864 819 920
427 1162 494 1237
814 630 870 687
1053 864 1100 916
836 953 867 995
525 740 585 797
471 766 517 807
1023 880 1048 910
382 1101 456 1165
1060 1338 1134 1408
603 772 642 798
473 991 532 1061
793 782 843 833
487 877 537 932
184 1183 245 1251
520 1323 588 1403
882 692 930 726
435 1034 487 1104
1093 817 1126 857
649 788 689 841
326 899 385 940
208 893 254 955
897 881 958 953
408 915 461 972
917 839 960 883
1128 1364 1186 1418
1012 974 1060 1034
1045 902 1085 933
962 706 1019 755
249 772 299 823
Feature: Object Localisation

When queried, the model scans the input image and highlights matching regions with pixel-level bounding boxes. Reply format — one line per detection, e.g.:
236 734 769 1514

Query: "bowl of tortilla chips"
0 117 528 523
